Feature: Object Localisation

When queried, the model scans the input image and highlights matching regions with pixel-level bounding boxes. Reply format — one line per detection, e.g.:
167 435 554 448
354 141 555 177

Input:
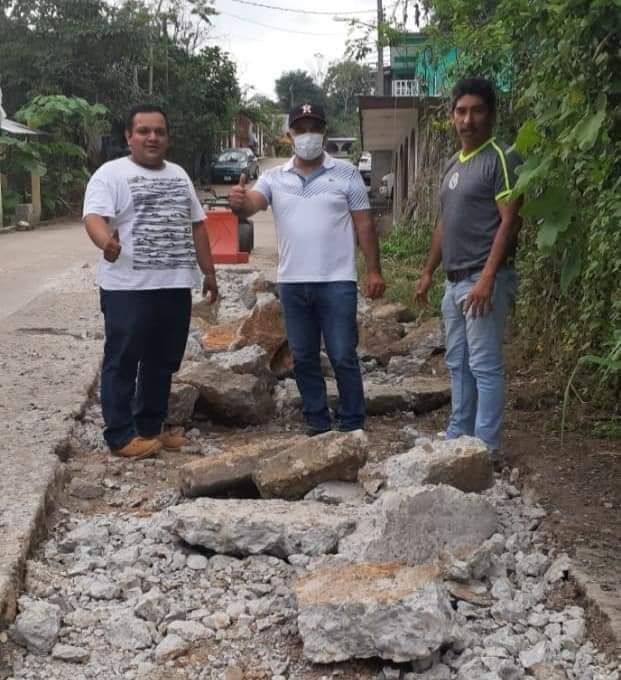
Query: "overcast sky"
208 1 385 99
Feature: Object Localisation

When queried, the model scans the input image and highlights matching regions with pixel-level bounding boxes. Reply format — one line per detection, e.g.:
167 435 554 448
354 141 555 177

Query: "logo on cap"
302 104 312 114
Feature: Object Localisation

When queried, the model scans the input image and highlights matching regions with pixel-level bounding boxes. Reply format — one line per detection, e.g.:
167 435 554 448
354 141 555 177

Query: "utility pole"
376 0 384 96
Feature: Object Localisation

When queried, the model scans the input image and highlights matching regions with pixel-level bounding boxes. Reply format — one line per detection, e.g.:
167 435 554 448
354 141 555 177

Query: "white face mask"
293 132 324 160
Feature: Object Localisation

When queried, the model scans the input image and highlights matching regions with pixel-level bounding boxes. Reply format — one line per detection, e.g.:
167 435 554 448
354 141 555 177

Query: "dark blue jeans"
99 288 191 450
279 281 365 432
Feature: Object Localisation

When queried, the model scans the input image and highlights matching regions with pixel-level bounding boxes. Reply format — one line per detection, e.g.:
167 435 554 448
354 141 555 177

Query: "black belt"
446 267 483 283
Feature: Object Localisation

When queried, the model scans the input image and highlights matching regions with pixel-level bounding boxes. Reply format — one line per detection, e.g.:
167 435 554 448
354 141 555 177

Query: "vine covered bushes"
425 0 620 393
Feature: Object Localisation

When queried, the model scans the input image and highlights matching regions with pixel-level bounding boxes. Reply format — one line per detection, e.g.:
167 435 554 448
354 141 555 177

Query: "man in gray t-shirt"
414 78 523 462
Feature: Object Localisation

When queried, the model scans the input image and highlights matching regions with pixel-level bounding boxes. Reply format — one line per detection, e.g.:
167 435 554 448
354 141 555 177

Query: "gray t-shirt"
439 139 521 272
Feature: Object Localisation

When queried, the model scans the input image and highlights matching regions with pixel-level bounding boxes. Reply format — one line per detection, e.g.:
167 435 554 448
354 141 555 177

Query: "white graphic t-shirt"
83 156 206 290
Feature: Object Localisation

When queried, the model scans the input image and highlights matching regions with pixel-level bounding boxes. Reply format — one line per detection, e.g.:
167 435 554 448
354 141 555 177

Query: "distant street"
0 157 284 321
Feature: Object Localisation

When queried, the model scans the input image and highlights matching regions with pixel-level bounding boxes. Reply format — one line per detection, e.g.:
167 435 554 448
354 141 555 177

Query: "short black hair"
451 78 496 114
126 104 169 132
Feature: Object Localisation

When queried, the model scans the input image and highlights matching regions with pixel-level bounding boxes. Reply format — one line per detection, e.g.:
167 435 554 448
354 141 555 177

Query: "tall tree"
323 60 373 115
274 70 325 113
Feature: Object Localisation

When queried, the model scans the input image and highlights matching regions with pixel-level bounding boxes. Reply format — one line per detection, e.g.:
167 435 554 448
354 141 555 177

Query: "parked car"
358 151 372 185
379 171 394 201
211 148 259 184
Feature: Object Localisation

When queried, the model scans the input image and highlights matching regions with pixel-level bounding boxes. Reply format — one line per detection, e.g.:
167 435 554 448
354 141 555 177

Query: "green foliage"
323 60 373 117
378 224 444 314
8 95 109 217
424 0 621 402
275 70 325 113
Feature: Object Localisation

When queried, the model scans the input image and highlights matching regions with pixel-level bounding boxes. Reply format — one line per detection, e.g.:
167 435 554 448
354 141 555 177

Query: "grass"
361 223 444 317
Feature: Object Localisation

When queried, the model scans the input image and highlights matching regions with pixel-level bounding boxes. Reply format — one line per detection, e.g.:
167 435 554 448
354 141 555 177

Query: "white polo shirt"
253 153 370 283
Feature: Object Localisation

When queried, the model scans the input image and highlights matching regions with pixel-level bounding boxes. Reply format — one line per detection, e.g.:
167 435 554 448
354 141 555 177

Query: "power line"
224 0 378 15
218 11 344 35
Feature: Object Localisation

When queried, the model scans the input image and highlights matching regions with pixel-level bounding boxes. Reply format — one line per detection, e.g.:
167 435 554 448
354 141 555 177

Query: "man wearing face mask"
229 102 385 435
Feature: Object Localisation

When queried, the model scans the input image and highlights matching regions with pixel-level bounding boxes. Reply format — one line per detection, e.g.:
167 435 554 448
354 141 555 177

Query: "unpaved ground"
418 362 621 659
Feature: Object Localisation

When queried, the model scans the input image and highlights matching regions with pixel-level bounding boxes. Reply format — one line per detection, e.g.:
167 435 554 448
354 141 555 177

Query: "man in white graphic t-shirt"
83 104 218 460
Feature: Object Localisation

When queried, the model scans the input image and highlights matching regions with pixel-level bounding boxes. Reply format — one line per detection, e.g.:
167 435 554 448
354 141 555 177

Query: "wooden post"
31 173 41 224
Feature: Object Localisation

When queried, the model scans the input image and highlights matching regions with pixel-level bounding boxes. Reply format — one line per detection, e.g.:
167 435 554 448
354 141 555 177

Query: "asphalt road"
0 158 284 321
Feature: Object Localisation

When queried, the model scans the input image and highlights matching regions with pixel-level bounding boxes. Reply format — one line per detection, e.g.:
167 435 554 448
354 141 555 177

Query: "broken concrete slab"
253 430 368 500
304 481 367 505
295 562 457 663
200 321 242 353
339 485 497 565
386 317 444 362
169 498 357 558
275 376 450 417
208 345 269 376
360 436 493 495
232 292 286 359
175 361 274 425
358 318 405 363
0 287 101 624
179 438 302 498
166 383 200 426
239 272 277 310
369 302 415 323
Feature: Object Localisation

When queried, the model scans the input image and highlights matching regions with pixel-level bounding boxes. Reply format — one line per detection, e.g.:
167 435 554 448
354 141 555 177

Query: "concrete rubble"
253 430 369 500
295 563 457 663
359 436 493 495
2 266 619 680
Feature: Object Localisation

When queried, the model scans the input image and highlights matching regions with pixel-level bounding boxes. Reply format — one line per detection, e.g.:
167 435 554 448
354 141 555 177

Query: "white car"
358 152 371 185
379 171 394 200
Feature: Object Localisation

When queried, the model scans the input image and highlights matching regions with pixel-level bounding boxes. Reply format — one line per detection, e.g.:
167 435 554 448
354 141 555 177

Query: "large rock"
10 600 61 654
208 345 269 376
240 272 278 310
167 383 200 425
179 438 301 498
200 321 243 354
363 377 450 415
233 292 286 359
369 302 414 323
339 485 497 565
175 361 274 425
253 430 369 500
387 317 444 362
276 377 450 417
169 498 357 558
358 318 404 363
361 436 493 494
295 563 457 663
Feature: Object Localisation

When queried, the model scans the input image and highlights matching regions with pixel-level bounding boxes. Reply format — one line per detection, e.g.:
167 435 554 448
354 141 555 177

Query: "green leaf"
578 355 621 371
512 155 552 195
572 93 607 149
513 119 540 155
560 248 582 294
521 186 573 249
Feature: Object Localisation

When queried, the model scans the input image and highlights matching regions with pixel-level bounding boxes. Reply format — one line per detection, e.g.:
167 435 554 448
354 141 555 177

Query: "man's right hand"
228 173 248 214
103 229 121 262
413 271 432 305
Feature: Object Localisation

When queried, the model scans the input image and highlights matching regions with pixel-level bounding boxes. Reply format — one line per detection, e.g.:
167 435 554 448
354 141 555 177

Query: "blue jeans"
279 282 365 432
441 268 518 450
100 288 191 450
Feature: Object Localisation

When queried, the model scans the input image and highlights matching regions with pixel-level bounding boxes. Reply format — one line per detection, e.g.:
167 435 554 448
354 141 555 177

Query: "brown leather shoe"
112 436 162 460
158 431 190 451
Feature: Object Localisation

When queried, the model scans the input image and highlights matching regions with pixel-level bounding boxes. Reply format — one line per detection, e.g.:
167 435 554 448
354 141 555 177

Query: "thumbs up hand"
229 173 248 214
104 228 122 262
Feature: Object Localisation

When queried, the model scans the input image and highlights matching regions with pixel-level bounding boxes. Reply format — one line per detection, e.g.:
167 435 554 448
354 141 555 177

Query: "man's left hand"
202 272 219 304
365 272 386 299
464 276 494 318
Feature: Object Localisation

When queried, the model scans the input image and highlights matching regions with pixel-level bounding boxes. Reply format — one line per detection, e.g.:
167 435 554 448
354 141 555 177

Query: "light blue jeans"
441 267 518 450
